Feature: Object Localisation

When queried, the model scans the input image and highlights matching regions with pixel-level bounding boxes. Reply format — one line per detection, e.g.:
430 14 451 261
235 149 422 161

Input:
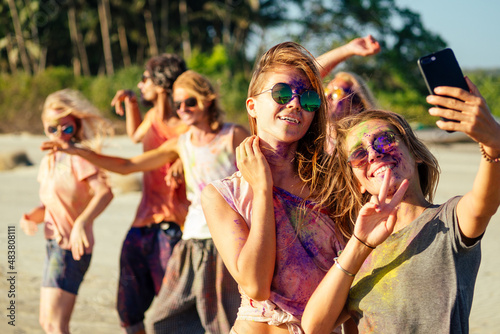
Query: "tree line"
1 0 499 134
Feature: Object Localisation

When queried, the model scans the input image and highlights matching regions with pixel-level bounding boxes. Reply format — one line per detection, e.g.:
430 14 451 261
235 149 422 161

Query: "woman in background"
20 89 114 334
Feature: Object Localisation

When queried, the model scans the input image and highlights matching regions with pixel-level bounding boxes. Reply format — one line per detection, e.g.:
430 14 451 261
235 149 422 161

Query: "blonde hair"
318 109 440 238
173 70 223 127
42 89 114 151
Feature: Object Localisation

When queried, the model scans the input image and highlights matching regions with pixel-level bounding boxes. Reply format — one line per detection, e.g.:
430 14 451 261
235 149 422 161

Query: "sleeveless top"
177 123 237 240
133 110 189 227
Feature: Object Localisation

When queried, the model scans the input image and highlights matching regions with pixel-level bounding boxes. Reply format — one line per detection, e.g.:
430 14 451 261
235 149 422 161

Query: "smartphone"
417 48 468 130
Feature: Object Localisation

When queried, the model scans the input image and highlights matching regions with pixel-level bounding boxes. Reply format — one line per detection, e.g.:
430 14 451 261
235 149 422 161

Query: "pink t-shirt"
132 110 190 227
211 172 345 322
38 152 110 253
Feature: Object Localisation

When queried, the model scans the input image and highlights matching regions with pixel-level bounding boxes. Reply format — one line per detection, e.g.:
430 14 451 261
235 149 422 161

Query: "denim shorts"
41 239 92 295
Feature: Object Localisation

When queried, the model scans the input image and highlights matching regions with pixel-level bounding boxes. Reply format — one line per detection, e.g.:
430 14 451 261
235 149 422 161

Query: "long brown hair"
318 109 440 238
247 41 330 200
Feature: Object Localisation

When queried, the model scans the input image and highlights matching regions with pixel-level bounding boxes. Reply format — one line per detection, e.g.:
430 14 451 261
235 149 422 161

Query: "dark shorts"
149 238 240 334
118 222 182 333
41 239 92 295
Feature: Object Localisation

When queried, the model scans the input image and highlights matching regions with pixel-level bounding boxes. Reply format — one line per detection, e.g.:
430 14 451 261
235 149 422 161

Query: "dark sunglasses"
348 132 397 168
256 82 321 112
47 124 75 135
141 73 151 82
174 97 198 110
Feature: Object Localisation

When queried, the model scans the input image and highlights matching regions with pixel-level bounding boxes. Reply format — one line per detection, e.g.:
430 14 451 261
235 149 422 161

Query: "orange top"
131 110 190 228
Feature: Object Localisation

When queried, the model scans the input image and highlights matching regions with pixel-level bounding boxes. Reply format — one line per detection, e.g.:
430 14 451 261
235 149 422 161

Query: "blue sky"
395 0 500 69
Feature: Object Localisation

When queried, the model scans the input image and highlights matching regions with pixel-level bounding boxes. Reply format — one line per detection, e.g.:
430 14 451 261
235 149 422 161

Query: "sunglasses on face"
348 132 398 168
325 86 352 101
141 73 151 83
174 97 198 110
256 82 321 112
47 124 75 135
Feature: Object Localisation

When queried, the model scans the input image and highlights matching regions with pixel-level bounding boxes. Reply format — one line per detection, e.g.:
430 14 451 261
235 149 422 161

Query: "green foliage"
0 66 144 134
467 70 500 118
187 45 250 128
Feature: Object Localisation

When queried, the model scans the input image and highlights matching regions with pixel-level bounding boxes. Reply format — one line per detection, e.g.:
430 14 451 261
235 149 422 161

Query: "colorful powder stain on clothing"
211 173 345 320
347 197 482 333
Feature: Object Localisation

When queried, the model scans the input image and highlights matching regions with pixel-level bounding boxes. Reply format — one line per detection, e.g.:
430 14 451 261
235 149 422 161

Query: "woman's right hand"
20 214 38 236
111 89 136 116
40 139 78 154
236 136 273 192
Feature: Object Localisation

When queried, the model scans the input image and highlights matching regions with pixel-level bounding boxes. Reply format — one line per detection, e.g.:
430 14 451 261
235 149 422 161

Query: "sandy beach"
0 133 499 334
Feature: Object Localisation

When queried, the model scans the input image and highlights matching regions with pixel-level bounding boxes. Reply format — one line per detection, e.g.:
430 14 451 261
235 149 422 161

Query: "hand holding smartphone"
417 48 469 131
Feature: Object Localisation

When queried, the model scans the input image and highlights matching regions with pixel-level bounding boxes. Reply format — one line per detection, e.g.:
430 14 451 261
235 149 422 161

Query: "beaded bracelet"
479 143 500 163
353 233 376 250
334 257 355 277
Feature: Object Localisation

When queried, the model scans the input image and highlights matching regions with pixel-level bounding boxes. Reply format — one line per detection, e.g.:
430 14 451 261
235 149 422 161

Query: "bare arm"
111 90 144 142
426 77 500 240
70 173 114 260
20 204 45 236
303 170 408 334
40 138 180 175
202 136 276 300
316 35 380 78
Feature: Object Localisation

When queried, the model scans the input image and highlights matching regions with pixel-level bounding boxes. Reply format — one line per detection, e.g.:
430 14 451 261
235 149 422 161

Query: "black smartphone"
417 48 468 130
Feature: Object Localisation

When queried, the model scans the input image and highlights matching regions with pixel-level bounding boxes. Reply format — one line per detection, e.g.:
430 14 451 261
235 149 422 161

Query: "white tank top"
177 123 237 239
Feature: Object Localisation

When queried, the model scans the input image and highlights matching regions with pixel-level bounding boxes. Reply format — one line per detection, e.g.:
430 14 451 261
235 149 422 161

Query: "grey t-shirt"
347 196 481 333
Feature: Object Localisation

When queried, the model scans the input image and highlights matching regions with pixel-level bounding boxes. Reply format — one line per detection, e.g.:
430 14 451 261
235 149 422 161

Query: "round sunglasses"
255 82 321 112
348 132 398 168
47 124 76 135
174 97 198 110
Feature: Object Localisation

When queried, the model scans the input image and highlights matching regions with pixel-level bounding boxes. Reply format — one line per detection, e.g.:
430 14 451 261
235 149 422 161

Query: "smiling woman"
201 41 349 334
303 74 500 333
19 89 114 334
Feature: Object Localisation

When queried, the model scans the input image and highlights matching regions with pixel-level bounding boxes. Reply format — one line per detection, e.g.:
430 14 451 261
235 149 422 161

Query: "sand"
0 133 499 334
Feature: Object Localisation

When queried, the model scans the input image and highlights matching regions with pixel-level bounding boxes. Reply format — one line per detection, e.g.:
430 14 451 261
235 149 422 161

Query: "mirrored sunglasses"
325 86 352 100
256 82 321 112
47 124 75 135
174 97 198 110
348 132 397 168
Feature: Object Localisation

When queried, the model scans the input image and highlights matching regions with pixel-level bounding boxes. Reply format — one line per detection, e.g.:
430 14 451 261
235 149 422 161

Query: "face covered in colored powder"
248 65 318 145
346 119 419 197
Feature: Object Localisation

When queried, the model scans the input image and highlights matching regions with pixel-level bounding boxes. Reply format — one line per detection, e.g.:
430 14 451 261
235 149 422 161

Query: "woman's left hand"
354 169 409 248
69 220 89 261
165 158 184 188
427 77 500 150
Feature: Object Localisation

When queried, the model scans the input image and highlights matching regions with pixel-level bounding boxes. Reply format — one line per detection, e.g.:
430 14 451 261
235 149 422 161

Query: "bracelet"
334 257 355 277
479 143 500 163
353 233 376 249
